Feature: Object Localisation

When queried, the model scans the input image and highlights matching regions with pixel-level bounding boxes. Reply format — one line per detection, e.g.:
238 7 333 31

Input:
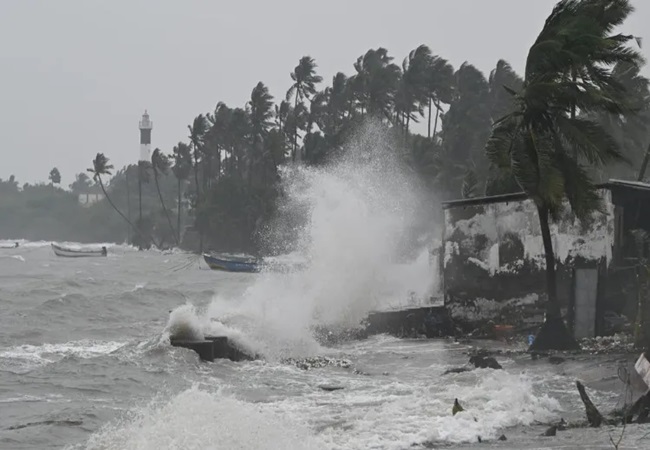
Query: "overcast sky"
2 0 649 187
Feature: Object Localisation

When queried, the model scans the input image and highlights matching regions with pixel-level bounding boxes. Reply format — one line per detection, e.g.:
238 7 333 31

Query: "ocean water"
1 128 646 449
0 242 648 450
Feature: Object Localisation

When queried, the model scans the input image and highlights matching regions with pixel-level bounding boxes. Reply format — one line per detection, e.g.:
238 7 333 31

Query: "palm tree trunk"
637 143 650 181
97 176 148 245
293 93 299 162
529 203 580 351
192 145 203 253
177 177 182 245
427 97 432 139
537 204 560 319
433 101 441 138
154 169 178 246
126 168 132 244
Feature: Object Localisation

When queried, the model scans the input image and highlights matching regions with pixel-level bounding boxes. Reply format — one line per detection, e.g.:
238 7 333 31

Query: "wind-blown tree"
172 142 192 244
188 114 208 251
87 153 142 241
589 60 650 181
425 55 454 138
352 48 401 120
486 0 642 351
286 56 322 161
48 167 61 191
248 82 274 184
488 60 524 123
440 63 492 195
69 172 91 195
137 161 151 223
395 45 431 135
151 148 177 246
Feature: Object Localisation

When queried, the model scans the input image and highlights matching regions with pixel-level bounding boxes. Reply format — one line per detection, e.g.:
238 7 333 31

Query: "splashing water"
191 123 438 359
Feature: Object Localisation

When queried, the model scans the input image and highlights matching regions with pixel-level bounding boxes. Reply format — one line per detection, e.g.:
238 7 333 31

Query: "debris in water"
318 385 344 392
543 425 557 436
452 398 464 415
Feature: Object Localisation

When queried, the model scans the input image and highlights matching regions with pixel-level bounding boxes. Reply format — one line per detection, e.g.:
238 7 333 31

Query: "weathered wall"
443 190 615 328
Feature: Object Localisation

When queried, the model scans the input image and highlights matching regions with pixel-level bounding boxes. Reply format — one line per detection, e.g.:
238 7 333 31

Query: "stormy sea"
0 132 646 449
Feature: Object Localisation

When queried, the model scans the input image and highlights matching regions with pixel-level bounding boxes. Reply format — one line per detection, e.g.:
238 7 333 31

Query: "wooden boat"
52 243 107 258
203 253 260 273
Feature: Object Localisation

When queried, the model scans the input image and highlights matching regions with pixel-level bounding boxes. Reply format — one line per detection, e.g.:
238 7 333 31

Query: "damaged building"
441 179 650 338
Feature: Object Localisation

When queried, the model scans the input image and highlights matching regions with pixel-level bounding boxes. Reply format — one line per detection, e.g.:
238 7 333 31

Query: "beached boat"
203 253 260 273
51 243 107 258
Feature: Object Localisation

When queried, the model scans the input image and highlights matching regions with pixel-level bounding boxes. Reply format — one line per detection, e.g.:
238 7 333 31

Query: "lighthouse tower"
139 110 153 161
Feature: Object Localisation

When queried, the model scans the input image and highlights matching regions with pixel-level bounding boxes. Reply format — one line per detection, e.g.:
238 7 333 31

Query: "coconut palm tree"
286 56 322 161
352 48 401 121
395 45 430 135
48 167 61 192
425 55 454 138
488 60 524 123
172 142 192 244
151 148 178 246
248 82 274 183
188 114 208 251
87 153 144 242
486 0 641 350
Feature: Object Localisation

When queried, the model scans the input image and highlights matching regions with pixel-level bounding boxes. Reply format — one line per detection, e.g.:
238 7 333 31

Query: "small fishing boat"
51 243 107 258
203 253 260 273
0 242 19 249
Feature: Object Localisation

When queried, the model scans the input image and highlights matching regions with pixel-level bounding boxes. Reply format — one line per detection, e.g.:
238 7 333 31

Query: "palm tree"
352 48 401 121
172 142 192 244
425 55 454 138
188 114 208 251
137 160 151 224
486 0 641 350
286 56 322 161
48 167 61 192
488 60 524 123
248 82 274 183
88 153 144 243
395 45 430 135
152 148 178 246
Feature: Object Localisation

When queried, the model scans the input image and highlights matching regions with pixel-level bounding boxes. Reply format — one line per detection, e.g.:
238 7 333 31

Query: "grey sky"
2 0 649 187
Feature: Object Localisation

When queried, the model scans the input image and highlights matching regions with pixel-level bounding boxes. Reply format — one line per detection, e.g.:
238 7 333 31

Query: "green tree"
440 63 492 196
486 0 641 350
69 172 91 195
152 148 178 246
286 56 323 161
48 167 61 191
188 114 208 251
425 55 454 139
87 153 143 243
248 82 274 182
172 142 192 244
352 48 401 120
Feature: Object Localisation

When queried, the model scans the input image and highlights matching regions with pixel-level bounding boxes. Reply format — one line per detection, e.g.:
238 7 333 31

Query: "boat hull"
203 253 260 273
51 244 106 258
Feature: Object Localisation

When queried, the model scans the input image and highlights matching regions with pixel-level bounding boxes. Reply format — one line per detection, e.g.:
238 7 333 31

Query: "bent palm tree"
486 0 641 351
152 148 178 246
88 153 147 244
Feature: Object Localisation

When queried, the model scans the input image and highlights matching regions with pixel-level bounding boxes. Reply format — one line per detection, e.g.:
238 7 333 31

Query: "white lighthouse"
139 110 153 161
